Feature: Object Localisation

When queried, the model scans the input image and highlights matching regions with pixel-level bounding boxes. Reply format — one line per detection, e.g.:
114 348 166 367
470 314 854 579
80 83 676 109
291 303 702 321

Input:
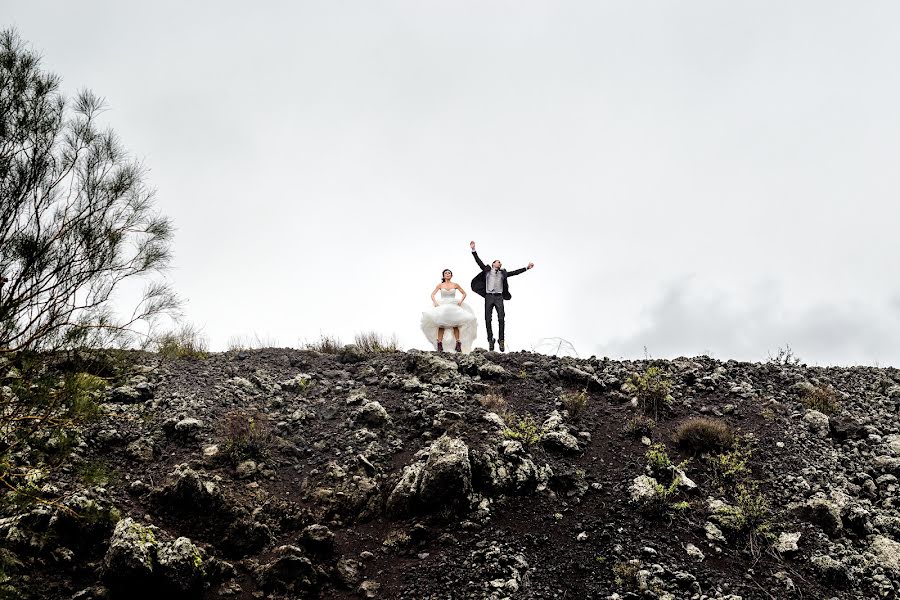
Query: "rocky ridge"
2 347 900 599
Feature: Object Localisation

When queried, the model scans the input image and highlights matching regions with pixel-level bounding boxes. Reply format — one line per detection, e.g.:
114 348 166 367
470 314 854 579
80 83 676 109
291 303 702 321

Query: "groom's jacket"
470 251 527 300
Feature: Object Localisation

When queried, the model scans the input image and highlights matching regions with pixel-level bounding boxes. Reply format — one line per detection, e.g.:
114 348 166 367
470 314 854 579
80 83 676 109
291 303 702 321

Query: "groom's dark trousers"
485 293 505 343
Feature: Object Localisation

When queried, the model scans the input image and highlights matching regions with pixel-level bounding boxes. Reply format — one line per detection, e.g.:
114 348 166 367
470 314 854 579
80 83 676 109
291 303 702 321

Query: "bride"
421 269 478 353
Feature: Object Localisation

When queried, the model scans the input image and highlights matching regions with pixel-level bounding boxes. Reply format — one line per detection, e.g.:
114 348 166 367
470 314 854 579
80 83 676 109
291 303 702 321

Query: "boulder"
158 537 204 593
357 401 391 428
418 436 472 508
803 410 830 437
257 545 318 594
102 518 158 585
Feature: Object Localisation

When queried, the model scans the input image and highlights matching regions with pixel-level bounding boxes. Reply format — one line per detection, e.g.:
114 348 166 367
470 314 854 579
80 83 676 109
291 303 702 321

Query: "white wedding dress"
420 288 478 353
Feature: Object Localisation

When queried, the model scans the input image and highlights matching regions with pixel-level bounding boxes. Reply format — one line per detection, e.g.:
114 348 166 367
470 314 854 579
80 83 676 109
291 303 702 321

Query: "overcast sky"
5 1 900 365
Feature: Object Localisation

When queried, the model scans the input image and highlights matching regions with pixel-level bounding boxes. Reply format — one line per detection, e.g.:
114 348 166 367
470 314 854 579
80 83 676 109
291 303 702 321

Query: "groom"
469 241 534 352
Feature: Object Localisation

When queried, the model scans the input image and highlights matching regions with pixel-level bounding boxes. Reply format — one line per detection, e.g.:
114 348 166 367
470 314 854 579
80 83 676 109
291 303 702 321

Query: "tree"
0 28 178 352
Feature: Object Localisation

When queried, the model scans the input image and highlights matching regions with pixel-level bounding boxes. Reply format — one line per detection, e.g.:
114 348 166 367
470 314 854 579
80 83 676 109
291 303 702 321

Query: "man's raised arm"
470 240 487 270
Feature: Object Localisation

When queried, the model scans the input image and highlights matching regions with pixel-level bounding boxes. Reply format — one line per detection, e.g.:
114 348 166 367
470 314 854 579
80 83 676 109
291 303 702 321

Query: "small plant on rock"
801 385 841 415
220 410 273 464
612 560 642 590
502 414 544 447
673 417 735 454
302 334 343 353
561 388 588 419
627 366 674 421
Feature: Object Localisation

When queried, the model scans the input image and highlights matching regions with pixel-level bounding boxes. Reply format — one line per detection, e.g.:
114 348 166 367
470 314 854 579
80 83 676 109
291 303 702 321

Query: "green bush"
627 367 673 420
561 389 588 419
502 414 544 447
707 438 753 489
303 334 343 353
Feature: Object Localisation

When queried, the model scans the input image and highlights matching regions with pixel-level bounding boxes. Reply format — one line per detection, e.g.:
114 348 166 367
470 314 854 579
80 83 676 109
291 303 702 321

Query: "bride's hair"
441 269 452 282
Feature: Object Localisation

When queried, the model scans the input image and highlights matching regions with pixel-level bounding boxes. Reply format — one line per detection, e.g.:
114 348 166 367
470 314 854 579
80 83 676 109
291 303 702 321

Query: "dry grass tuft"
673 417 735 454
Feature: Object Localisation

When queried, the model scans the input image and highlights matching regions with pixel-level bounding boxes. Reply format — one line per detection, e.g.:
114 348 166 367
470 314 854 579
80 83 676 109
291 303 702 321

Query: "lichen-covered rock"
156 464 223 512
629 475 659 503
406 351 460 385
102 518 158 585
386 463 423 516
418 436 472 508
802 497 843 535
869 535 900 575
803 410 830 437
541 430 581 454
158 536 204 593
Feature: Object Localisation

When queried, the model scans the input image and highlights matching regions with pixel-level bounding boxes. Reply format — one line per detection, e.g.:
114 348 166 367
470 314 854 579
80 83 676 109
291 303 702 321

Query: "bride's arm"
431 285 440 307
455 283 466 305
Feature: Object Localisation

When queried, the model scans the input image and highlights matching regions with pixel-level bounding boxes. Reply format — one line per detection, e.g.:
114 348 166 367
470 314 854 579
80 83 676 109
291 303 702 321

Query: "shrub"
625 415 656 438
673 418 735 454
645 443 673 474
353 331 400 353
502 414 544 447
801 385 841 415
478 392 515 424
627 367 673 420
718 482 773 557
613 560 642 590
707 438 753 489
767 344 801 366
220 410 273 464
303 334 343 353
561 389 588 419
227 333 279 351
155 324 208 360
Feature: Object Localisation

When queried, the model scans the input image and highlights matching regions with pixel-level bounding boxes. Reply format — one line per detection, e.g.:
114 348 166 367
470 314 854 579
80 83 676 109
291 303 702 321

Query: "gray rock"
174 418 202 438
126 438 155 462
300 524 334 554
236 460 257 479
386 463 423 516
685 543 704 561
336 558 363 587
803 410 830 436
775 532 801 554
629 475 659 503
869 535 900 574
418 436 472 508
158 537 204 593
541 430 581 454
803 497 843 535
102 518 158 584
357 401 390 428
257 545 318 594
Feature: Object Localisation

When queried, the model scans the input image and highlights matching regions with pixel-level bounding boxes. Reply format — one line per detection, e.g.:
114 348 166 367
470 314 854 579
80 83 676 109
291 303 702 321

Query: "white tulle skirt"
421 297 478 353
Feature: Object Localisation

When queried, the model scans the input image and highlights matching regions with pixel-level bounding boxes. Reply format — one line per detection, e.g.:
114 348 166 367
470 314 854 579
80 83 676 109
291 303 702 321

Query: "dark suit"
470 250 527 344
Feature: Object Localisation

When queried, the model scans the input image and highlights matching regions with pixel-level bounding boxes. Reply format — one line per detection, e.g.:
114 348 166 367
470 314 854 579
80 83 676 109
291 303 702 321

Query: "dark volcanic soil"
3 348 900 599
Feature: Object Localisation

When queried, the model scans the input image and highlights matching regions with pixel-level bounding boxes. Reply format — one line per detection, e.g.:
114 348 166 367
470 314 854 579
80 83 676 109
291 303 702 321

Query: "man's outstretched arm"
507 262 534 277
470 240 487 270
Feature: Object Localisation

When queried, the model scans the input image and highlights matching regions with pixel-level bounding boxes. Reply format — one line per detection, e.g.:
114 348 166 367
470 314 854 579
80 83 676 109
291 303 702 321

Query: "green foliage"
382 530 411 548
154 324 208 360
627 367 674 420
707 438 753 489
561 388 588 419
624 415 656 438
645 443 673 473
673 500 691 511
801 385 841 415
63 372 107 422
220 410 273 464
353 331 401 353
717 482 774 557
673 417 735 454
639 476 683 516
767 344 801 366
502 414 545 447
517 368 528 379
77 461 117 487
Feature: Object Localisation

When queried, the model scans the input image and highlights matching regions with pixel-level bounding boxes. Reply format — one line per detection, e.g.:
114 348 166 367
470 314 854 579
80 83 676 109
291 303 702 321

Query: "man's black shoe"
498 340 505 352
489 341 495 352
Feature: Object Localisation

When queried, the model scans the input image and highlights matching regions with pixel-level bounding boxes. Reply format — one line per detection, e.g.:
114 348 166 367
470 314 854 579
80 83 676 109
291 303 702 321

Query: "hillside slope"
3 348 900 599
